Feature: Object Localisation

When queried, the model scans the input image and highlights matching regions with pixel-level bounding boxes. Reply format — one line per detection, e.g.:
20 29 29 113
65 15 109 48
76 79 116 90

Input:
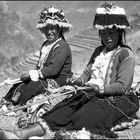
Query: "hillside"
0 2 41 74
0 1 140 81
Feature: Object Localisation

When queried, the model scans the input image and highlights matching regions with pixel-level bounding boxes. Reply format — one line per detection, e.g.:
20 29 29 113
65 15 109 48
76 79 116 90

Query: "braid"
119 29 132 51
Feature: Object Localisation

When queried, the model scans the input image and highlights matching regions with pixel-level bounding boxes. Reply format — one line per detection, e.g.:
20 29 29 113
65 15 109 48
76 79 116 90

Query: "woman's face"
43 25 60 43
99 27 121 50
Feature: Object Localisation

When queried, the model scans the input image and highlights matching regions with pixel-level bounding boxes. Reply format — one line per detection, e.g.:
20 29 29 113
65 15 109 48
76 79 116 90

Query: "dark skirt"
42 90 139 137
4 77 67 106
4 80 48 105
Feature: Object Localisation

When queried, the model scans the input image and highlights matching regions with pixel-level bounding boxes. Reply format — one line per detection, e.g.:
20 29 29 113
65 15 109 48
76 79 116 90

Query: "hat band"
36 18 72 29
93 14 130 30
40 14 66 23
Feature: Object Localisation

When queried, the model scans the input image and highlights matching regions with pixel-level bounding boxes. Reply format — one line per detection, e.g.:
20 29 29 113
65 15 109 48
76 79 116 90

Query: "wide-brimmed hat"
93 3 130 30
36 6 72 33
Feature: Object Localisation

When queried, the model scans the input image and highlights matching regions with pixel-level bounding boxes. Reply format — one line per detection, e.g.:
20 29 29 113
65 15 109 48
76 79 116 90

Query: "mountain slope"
0 1 140 81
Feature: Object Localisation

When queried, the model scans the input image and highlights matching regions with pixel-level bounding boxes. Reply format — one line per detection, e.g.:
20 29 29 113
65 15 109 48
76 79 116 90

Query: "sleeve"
79 64 92 84
40 42 69 79
104 49 135 95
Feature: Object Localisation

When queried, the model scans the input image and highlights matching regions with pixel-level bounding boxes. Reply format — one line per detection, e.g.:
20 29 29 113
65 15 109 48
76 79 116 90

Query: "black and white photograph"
0 1 140 139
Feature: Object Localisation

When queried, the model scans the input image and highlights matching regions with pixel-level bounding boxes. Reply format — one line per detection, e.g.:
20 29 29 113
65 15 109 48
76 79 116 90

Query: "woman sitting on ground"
0 3 139 139
0 6 73 108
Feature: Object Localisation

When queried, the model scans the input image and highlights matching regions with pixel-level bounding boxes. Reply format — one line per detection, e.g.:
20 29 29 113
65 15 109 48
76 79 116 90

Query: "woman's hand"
20 73 30 82
29 70 39 81
133 82 140 96
66 77 83 86
85 83 100 93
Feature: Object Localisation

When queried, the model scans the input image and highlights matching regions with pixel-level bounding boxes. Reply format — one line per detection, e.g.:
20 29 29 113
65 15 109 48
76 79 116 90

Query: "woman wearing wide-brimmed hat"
0 6 73 107
0 3 139 139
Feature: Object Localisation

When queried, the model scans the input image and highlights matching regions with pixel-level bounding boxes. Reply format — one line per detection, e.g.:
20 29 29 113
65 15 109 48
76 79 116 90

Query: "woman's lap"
112 93 139 123
18 80 48 105
42 92 139 132
4 80 48 105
